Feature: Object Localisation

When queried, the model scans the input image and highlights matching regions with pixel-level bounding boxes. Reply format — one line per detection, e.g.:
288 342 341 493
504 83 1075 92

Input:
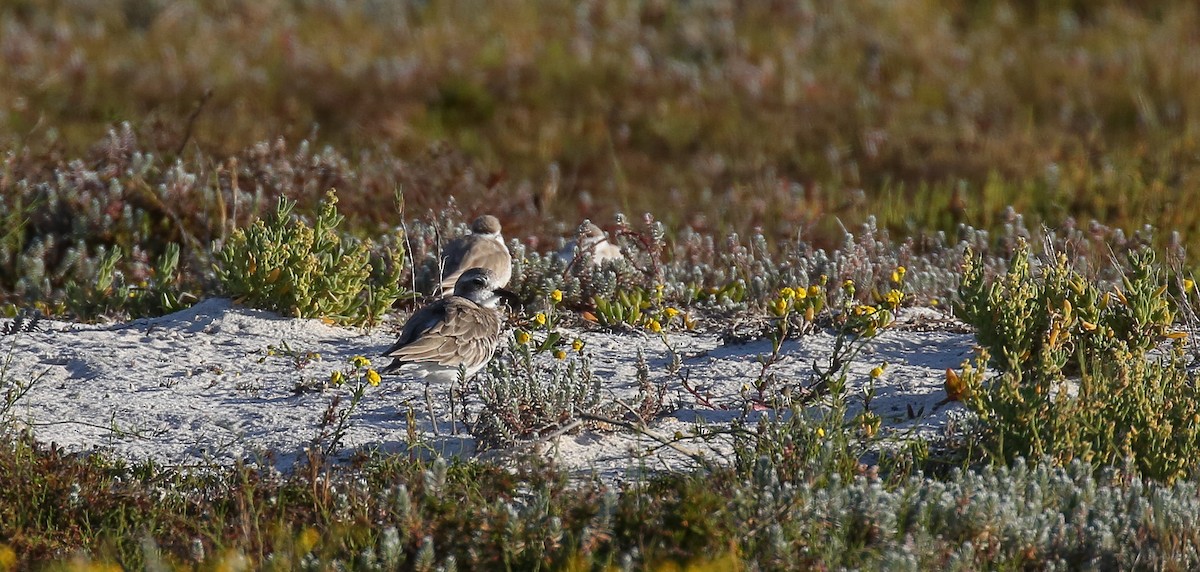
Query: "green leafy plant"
955 240 1200 481
64 243 194 321
216 190 405 326
592 285 689 332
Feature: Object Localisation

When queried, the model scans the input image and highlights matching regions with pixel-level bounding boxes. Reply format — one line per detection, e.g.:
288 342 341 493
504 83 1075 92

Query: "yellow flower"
816 427 826 438
892 266 907 283
329 370 345 386
366 369 381 386
550 289 563 303
779 287 796 300
1186 278 1195 293
533 312 547 326
350 355 371 368
665 307 680 320
794 286 807 300
647 319 663 333
0 544 15 571
552 349 567 360
771 298 789 316
930 298 939 306
885 289 904 308
843 279 855 289
855 305 877 316
515 330 531 345
870 363 887 378
807 285 822 298
297 527 321 554
571 338 585 352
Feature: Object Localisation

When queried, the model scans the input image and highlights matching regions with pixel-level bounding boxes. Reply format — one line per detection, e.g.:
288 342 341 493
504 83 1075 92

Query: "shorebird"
439 215 512 299
381 267 504 383
557 220 623 267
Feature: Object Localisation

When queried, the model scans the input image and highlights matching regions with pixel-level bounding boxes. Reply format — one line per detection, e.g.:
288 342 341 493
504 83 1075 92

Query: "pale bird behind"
439 215 511 299
557 220 623 267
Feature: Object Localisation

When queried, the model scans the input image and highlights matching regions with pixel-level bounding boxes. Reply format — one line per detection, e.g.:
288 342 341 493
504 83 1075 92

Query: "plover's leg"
424 381 440 436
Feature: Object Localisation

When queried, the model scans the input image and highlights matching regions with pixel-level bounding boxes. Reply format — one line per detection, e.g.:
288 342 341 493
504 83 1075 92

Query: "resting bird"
381 267 503 383
439 215 512 300
557 220 623 267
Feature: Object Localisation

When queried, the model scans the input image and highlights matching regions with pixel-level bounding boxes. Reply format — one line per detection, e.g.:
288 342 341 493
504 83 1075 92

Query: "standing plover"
439 215 512 299
557 220 623 267
381 267 503 383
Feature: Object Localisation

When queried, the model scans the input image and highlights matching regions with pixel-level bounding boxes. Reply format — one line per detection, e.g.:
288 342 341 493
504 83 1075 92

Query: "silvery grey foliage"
469 344 603 449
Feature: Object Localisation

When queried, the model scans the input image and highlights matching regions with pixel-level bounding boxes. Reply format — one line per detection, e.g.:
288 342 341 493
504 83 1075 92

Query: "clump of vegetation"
955 240 1200 482
8 420 1200 569
216 190 405 326
63 243 195 321
470 335 601 450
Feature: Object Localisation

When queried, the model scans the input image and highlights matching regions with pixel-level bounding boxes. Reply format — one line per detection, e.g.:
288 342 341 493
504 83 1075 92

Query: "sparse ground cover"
5 0 1200 569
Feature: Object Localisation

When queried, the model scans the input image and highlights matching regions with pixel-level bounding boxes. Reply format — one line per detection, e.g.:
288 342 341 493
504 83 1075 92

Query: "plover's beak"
493 287 522 309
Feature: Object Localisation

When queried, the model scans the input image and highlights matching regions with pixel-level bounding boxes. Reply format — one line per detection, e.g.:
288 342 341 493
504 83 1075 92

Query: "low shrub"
955 240 1200 482
215 190 405 326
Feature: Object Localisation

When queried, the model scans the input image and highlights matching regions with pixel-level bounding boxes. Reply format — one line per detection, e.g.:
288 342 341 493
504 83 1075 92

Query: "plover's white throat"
381 267 504 383
439 215 512 301
557 220 623 267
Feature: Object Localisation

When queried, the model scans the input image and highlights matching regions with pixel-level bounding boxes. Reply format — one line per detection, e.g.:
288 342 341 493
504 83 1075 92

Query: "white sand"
1 299 976 478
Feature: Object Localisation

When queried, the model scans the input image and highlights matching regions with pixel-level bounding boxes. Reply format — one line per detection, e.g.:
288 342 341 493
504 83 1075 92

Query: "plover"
557 220 623 267
381 267 503 383
439 215 512 299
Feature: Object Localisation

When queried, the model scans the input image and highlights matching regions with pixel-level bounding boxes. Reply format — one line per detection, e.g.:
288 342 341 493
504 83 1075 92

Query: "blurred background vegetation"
3 0 1198 249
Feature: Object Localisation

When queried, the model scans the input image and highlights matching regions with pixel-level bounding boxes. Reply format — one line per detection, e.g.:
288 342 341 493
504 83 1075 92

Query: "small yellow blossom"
350 355 371 368
772 298 789 316
515 330 531 345
329 370 345 386
647 319 663 333
885 289 904 308
664 307 680 319
1186 278 1195 293
779 287 796 300
794 286 807 300
533 312 547 326
808 285 822 298
892 266 907 283
553 349 567 360
366 369 382 386
572 338 585 352
298 527 321 553
843 279 855 289
870 363 887 378
550 289 563 303
816 427 826 438
0 543 15 571
855 305 877 316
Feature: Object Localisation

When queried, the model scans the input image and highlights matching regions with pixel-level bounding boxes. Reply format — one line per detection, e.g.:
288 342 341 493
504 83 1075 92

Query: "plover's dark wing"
385 300 446 352
382 298 501 371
